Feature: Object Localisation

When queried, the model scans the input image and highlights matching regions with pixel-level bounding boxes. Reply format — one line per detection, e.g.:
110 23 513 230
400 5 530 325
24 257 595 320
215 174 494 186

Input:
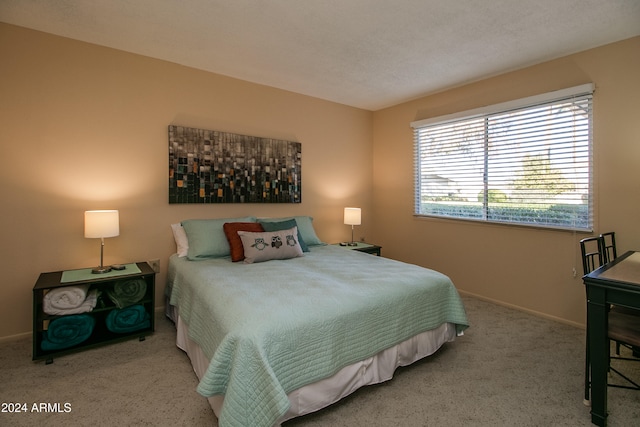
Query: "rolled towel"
106 279 147 308
105 305 150 334
43 285 98 315
41 314 95 351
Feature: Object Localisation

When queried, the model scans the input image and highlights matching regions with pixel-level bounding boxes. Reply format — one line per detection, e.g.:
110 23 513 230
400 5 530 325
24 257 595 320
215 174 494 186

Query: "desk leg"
587 286 608 427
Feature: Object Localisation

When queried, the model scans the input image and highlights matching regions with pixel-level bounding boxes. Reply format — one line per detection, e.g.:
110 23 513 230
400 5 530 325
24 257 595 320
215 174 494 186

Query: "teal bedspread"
168 245 468 427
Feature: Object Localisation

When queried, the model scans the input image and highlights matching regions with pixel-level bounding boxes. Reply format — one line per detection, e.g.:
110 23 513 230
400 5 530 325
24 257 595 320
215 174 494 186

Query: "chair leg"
584 325 591 405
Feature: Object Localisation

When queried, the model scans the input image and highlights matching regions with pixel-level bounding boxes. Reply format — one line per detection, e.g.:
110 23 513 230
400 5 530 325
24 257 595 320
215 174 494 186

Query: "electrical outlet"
149 259 160 273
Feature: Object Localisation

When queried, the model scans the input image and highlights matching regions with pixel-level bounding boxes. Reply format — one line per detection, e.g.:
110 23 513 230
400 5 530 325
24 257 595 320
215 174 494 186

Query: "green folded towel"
106 279 147 308
41 314 95 351
105 305 150 333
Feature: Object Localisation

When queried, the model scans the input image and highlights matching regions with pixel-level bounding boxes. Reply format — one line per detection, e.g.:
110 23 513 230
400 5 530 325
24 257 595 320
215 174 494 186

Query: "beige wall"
2 23 638 340
0 24 373 339
372 37 640 327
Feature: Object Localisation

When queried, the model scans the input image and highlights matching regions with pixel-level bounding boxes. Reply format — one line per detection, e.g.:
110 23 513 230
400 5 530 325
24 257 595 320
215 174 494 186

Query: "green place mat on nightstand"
61 263 141 283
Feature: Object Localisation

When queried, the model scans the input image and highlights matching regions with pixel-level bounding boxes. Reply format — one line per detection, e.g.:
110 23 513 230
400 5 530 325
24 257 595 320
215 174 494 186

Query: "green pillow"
181 217 257 260
259 219 309 252
259 216 324 247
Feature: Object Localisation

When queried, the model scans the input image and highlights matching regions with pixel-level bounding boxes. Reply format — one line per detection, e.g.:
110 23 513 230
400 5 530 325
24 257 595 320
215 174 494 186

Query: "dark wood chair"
580 236 603 405
580 235 640 406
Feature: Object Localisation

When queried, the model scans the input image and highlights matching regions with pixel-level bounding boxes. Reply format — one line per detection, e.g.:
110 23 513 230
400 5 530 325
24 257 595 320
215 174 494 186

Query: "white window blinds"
412 84 593 231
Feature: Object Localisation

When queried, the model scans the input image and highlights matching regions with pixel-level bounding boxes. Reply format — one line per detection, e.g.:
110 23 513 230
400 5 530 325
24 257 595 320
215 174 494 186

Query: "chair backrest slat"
580 236 605 276
600 231 617 264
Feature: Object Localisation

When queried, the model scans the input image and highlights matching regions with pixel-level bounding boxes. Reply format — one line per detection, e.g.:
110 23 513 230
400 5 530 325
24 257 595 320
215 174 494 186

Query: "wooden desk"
583 251 640 426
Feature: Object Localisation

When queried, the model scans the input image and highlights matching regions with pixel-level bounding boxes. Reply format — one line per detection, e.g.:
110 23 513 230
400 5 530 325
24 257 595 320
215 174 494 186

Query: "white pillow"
171 223 189 257
238 227 304 264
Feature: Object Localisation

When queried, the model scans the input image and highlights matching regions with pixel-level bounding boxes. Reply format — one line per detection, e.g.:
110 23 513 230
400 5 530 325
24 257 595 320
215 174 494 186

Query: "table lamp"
344 207 361 246
85 210 120 274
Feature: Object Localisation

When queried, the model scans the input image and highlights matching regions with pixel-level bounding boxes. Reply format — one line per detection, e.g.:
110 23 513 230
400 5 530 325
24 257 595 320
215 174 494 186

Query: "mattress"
167 245 468 426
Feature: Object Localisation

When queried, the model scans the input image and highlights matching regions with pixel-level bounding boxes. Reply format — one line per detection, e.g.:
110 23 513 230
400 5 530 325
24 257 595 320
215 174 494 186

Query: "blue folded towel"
41 314 95 351
105 305 150 333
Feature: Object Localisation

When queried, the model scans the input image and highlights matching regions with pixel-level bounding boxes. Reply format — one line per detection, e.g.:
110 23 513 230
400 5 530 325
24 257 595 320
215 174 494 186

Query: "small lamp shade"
84 210 119 274
343 207 361 246
344 207 361 226
85 210 120 238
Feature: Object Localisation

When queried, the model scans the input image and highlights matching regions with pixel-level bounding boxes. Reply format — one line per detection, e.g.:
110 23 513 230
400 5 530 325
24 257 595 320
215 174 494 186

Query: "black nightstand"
333 242 382 256
33 262 156 364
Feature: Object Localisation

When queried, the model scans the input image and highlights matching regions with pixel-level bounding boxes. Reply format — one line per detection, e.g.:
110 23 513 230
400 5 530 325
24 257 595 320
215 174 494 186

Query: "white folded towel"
43 285 98 315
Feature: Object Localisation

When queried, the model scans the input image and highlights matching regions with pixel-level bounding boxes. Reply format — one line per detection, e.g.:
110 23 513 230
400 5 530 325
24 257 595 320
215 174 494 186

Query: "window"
412 84 593 231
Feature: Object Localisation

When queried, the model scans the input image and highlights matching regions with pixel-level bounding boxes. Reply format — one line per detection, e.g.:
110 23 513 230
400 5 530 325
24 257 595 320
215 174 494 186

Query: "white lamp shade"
344 207 361 226
84 210 120 238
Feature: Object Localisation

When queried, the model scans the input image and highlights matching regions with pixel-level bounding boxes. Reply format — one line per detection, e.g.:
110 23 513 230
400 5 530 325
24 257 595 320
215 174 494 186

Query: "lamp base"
91 266 112 274
346 242 358 246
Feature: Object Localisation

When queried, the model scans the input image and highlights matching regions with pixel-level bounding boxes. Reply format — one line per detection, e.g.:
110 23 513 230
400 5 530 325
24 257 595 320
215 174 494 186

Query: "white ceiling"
1 0 639 110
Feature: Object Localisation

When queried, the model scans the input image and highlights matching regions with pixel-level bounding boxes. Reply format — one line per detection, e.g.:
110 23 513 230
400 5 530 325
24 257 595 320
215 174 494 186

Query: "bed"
165 216 469 427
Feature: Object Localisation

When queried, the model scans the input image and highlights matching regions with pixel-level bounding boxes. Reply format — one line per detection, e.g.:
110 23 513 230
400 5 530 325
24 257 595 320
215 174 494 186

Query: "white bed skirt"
174 311 458 426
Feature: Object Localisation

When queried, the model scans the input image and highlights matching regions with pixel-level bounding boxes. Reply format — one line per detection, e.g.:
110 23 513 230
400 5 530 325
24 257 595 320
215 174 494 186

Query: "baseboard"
0 331 31 344
0 297 582 343
458 289 584 330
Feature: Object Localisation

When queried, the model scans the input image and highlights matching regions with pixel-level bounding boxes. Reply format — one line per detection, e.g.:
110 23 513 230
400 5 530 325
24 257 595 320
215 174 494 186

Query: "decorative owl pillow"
237 226 304 264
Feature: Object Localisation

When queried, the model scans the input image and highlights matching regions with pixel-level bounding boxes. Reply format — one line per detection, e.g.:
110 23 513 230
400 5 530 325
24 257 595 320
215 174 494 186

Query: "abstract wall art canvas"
168 125 301 204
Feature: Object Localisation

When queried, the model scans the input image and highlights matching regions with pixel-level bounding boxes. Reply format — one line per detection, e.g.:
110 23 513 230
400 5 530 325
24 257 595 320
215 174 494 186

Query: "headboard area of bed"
170 215 325 263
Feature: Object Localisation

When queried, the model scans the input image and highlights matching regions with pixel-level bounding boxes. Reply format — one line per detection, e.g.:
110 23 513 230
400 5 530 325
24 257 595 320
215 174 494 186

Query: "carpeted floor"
1 295 639 426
